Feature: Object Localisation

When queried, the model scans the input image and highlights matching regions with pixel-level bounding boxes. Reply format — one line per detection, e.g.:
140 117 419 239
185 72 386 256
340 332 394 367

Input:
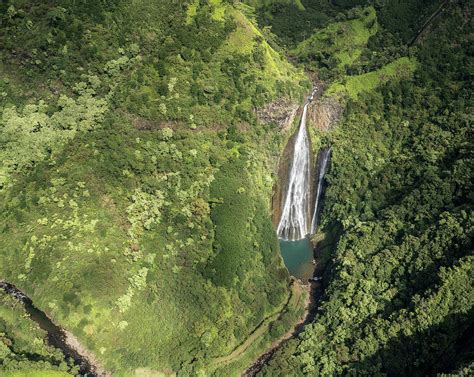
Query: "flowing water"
0 281 96 376
250 93 331 376
276 93 315 241
277 90 331 281
310 148 331 234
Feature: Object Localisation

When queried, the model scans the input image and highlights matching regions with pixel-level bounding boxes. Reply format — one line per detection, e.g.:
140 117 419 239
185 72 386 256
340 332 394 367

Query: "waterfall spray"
277 91 316 241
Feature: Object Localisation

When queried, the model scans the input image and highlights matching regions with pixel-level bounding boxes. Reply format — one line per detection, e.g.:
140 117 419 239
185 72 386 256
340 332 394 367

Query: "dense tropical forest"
0 0 472 376
257 0 474 375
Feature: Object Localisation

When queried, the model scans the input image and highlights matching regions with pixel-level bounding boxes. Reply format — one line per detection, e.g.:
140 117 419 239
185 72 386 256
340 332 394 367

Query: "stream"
0 281 103 377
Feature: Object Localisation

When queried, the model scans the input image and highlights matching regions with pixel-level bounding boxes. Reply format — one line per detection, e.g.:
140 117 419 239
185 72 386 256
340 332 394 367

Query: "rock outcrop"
308 96 342 131
255 97 299 131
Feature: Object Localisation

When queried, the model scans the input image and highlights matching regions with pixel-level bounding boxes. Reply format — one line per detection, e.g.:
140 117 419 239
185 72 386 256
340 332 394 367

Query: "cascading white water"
310 148 331 235
277 93 315 241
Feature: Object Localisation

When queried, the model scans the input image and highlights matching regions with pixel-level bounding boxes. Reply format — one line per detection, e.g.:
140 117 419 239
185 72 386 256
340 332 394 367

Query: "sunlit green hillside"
1 0 472 376
293 6 378 76
0 1 309 375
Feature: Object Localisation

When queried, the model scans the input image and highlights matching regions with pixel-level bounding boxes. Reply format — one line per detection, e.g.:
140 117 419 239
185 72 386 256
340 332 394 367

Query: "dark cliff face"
272 128 296 228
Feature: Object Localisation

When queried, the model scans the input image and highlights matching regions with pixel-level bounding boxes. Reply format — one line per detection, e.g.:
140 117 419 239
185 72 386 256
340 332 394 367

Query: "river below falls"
0 281 100 376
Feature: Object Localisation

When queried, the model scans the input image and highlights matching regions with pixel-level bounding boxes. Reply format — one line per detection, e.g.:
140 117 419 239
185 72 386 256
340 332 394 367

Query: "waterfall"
310 148 331 235
277 93 315 241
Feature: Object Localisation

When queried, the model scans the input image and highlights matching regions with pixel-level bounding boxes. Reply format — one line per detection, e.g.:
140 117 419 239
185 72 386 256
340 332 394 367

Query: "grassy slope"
293 6 377 71
326 56 417 99
0 1 310 375
288 4 417 100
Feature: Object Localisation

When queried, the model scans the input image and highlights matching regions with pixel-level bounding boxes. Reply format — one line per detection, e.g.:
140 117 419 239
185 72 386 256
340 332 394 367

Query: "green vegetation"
209 281 306 374
326 56 417 99
245 0 305 11
245 0 355 46
0 291 75 375
293 6 378 79
0 0 310 375
247 0 444 46
4 371 71 377
260 1 473 375
375 0 443 43
1 0 472 376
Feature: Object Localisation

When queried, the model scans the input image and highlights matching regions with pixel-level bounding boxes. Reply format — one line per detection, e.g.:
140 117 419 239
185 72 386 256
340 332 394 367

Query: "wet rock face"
271 110 314 233
272 131 294 227
276 97 314 241
269 102 305 228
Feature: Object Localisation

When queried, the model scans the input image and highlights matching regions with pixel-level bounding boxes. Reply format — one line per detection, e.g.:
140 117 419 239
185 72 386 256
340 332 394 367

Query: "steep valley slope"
1 1 473 376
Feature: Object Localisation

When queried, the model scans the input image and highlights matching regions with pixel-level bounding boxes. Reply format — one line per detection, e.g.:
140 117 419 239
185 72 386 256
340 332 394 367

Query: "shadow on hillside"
348 308 474 376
